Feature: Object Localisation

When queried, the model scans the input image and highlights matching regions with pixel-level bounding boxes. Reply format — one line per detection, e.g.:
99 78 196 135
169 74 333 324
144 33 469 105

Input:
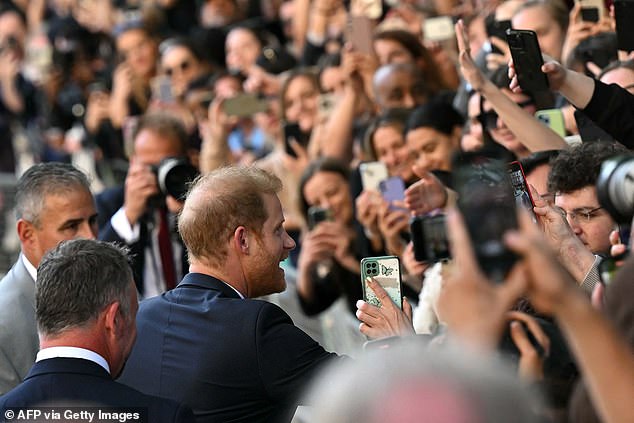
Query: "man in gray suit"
0 163 97 394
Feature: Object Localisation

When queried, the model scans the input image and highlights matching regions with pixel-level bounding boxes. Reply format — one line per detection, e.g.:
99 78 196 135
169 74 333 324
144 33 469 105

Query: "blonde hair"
178 166 282 267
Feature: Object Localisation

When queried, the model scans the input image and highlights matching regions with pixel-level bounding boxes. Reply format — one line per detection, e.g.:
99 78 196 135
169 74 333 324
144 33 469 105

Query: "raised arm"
455 20 568 152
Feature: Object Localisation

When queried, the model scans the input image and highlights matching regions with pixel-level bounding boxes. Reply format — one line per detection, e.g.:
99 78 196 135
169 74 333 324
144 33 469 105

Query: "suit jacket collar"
176 273 242 299
25 358 112 381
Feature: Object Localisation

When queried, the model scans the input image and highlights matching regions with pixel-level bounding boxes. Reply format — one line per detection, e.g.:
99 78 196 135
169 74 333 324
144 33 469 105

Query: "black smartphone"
452 153 518 283
507 161 537 221
505 29 549 95
485 16 512 54
307 206 333 230
410 214 450 263
283 122 309 158
615 0 634 52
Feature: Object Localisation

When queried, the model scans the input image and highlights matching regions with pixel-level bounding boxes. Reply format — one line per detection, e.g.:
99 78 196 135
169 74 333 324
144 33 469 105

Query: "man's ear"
103 301 123 338
233 226 250 254
17 219 35 246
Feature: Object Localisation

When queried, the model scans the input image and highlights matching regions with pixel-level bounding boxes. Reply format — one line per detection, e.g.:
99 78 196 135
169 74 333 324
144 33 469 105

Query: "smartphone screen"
508 161 537 221
506 29 549 95
361 256 402 309
360 161 388 192
453 153 518 282
410 214 450 262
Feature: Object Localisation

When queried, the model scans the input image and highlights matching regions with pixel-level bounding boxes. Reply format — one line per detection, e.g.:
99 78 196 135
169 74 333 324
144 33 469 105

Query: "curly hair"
547 141 628 194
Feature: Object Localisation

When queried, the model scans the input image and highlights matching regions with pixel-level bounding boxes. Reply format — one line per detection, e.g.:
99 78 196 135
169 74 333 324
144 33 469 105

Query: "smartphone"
307 206 333 230
318 93 337 120
535 109 566 137
410 214 450 262
88 81 108 94
152 75 174 103
223 93 269 117
615 0 634 52
423 16 455 42
360 161 388 192
348 15 375 55
485 17 512 54
507 161 537 221
578 0 605 22
379 176 406 210
452 153 518 282
351 0 382 19
505 29 549 95
361 256 402 309
283 122 309 158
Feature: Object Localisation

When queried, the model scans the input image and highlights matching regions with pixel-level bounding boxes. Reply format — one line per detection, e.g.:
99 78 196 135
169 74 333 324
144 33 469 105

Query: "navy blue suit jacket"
117 273 339 423
0 358 194 423
96 187 187 295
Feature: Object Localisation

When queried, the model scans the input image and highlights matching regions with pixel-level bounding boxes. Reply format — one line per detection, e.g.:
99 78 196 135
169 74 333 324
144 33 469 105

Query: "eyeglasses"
553 206 604 223
165 59 191 77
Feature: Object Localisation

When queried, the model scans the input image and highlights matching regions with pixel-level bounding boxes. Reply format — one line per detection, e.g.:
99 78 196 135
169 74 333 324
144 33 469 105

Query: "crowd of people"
1 0 634 422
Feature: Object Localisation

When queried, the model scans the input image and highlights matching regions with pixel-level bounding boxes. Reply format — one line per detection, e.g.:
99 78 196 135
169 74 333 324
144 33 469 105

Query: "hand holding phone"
505 29 549 95
452 153 518 282
361 256 403 309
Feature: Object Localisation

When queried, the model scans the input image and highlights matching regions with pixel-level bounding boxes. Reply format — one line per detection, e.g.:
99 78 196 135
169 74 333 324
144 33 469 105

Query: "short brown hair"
178 166 282 266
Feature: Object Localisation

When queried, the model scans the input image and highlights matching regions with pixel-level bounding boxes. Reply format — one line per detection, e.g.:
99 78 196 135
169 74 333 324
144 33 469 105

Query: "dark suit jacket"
0 358 194 423
96 187 187 295
117 273 339 423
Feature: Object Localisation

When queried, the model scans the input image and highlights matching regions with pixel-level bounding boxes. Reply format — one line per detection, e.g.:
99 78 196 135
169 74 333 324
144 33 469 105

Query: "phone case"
452 153 518 282
615 0 634 52
506 29 549 94
423 16 456 42
379 176 405 209
348 15 375 55
223 93 268 117
535 109 566 137
361 256 402 309
360 161 389 192
578 0 605 22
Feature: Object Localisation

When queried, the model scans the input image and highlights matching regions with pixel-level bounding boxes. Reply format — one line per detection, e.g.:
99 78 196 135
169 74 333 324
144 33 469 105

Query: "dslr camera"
152 157 199 201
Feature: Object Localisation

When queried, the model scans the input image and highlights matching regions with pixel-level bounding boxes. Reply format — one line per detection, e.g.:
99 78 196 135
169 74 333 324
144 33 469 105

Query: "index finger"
455 19 469 53
367 277 398 309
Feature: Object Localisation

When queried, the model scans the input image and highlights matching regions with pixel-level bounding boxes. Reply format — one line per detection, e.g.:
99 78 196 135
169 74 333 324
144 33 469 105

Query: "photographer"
96 113 197 298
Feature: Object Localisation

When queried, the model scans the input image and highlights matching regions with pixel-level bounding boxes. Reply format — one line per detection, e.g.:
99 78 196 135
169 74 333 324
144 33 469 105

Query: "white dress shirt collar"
21 254 37 282
36 346 111 374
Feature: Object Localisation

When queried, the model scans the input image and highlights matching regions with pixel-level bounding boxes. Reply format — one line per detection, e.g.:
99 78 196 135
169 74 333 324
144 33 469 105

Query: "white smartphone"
423 16 455 42
360 161 388 192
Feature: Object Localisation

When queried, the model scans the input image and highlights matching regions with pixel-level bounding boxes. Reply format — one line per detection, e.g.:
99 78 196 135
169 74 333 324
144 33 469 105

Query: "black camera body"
597 155 634 224
152 157 199 201
410 214 450 263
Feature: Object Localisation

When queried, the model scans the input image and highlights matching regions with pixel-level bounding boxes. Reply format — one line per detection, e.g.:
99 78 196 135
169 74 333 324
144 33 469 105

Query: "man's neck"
189 262 248 298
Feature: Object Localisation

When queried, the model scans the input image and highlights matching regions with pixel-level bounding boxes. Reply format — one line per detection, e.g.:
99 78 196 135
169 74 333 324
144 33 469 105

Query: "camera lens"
155 158 199 200
597 155 634 223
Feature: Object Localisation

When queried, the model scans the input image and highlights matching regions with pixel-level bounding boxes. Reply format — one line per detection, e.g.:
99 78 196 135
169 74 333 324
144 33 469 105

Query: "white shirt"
110 208 183 299
36 346 111 374
21 254 37 283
